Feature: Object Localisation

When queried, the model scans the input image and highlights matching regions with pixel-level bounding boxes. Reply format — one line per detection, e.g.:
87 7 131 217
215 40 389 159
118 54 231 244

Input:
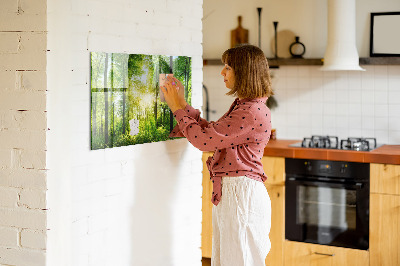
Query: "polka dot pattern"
169 97 272 206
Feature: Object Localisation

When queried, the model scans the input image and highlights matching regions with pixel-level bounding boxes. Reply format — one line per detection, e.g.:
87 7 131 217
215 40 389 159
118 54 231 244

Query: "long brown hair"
221 44 273 99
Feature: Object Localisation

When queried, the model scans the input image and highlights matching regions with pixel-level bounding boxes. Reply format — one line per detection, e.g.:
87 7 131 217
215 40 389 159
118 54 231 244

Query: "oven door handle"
287 177 364 189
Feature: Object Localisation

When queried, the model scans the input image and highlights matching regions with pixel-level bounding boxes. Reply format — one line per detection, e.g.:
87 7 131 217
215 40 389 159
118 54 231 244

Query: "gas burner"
290 136 380 151
340 137 377 151
301 135 339 149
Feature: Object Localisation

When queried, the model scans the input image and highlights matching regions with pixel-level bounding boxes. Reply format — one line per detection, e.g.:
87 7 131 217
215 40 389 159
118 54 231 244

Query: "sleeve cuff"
168 109 187 138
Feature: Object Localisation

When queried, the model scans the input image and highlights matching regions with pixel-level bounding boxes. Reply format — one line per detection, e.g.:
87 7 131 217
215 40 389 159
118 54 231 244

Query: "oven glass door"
286 179 369 250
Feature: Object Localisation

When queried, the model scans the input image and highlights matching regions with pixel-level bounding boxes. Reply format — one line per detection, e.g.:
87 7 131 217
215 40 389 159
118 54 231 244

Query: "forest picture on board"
90 52 192 150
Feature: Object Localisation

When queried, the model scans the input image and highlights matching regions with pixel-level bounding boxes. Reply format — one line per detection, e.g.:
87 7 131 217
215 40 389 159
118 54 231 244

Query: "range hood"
320 0 365 71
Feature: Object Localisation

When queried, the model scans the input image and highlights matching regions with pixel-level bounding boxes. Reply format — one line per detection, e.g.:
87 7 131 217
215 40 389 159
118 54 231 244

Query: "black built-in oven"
285 158 369 250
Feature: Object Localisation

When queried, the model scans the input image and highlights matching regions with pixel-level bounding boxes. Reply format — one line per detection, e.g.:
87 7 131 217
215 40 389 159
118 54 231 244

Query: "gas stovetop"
289 135 382 151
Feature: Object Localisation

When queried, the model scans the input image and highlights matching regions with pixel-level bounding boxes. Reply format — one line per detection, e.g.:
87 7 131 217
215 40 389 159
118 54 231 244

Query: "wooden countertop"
263 139 400 165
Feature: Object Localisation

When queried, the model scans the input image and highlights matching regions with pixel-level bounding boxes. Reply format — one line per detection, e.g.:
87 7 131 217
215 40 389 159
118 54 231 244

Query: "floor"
202 257 211 266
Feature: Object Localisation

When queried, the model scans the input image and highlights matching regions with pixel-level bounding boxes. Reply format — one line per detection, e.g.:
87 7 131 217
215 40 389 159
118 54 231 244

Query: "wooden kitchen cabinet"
262 156 285 266
201 152 213 258
370 163 400 195
284 241 369 266
264 184 285 266
370 163 400 266
201 154 286 266
370 193 400 266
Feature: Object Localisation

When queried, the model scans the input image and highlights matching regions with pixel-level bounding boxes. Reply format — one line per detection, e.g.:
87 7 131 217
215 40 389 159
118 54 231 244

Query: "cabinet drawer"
284 241 369 266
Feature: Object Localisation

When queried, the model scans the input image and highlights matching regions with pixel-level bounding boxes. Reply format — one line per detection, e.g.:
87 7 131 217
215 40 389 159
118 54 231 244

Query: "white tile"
336 115 348 128
348 90 362 103
374 78 388 91
310 67 324 77
336 103 349 116
298 77 311 89
374 130 389 144
297 101 312 114
323 87 336 103
348 70 362 79
323 115 336 129
388 104 400 117
374 117 389 130
362 116 375 130
273 76 287 90
362 90 375 104
388 131 400 144
311 102 324 113
296 127 312 137
361 129 375 138
388 117 400 131
286 77 299 89
336 128 349 139
311 88 323 101
348 103 362 116
287 113 300 127
285 66 298 77
322 70 335 78
335 72 349 90
311 114 324 129
374 65 388 78
349 128 362 137
362 65 375 74
361 74 374 91
374 90 388 104
310 77 324 89
388 65 400 76
323 103 336 115
311 127 324 136
375 104 389 117
361 103 375 116
348 116 362 129
348 71 362 90
388 91 400 104
298 67 311 78
323 127 337 135
274 66 287 77
336 90 349 103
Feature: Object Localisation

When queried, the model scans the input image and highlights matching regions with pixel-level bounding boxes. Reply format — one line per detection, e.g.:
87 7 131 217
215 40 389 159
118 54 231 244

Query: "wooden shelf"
203 57 400 67
203 58 323 67
359 57 400 65
268 58 322 67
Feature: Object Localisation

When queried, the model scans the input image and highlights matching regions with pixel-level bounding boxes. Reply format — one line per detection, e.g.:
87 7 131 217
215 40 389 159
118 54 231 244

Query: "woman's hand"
160 76 187 113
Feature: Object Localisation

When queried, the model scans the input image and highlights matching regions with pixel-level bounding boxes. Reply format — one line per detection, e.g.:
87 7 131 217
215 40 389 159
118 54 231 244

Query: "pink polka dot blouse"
170 97 272 206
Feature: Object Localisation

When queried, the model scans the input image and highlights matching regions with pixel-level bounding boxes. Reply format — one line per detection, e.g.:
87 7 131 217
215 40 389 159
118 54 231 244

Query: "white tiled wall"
203 65 400 144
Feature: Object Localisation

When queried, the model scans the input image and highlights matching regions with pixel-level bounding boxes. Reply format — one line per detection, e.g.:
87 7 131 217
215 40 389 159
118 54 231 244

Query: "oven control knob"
340 164 347 174
304 161 312 171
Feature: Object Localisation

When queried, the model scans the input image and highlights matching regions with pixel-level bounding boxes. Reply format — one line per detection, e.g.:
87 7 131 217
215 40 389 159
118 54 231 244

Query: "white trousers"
212 176 271 266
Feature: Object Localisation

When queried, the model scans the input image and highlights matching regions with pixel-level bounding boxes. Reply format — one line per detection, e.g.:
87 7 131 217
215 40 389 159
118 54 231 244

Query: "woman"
161 44 273 266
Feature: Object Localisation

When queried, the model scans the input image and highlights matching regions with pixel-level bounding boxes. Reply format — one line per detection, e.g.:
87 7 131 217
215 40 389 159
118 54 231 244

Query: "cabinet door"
264 184 284 266
370 163 400 195
202 152 213 258
370 193 400 266
284 241 369 266
261 156 285 185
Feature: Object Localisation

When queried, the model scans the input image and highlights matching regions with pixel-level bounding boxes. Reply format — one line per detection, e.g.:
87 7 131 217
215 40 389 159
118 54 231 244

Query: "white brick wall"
47 1 203 266
0 0 48 265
